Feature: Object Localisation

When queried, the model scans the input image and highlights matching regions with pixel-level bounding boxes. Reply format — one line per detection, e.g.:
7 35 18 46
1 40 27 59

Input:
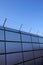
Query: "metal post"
19 24 23 31
3 18 7 27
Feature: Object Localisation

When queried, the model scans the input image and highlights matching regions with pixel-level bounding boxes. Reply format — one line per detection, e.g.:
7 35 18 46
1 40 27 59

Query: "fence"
0 26 43 65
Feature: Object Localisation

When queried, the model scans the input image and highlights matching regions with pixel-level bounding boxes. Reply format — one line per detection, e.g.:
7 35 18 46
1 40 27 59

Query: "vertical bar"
19 31 24 65
38 36 42 65
30 35 36 65
4 27 7 65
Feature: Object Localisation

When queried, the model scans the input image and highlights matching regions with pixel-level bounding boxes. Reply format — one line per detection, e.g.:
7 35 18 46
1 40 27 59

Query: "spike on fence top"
3 18 7 27
37 30 39 35
29 28 32 33
19 24 23 31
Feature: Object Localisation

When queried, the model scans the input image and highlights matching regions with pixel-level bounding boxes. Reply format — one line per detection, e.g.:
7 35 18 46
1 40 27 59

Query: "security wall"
0 26 43 65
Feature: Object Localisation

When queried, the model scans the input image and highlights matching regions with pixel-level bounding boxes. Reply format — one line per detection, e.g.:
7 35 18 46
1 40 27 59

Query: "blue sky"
0 0 43 35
